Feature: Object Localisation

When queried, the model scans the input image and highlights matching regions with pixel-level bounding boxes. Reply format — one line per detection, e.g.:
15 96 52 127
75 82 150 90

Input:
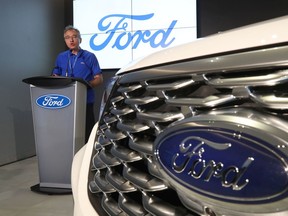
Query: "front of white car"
72 16 288 216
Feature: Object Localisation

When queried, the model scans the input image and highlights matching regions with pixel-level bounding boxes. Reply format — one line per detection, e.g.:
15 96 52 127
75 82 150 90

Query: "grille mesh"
88 50 288 216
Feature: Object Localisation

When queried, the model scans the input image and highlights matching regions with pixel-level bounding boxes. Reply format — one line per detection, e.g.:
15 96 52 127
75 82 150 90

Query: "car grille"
87 45 288 216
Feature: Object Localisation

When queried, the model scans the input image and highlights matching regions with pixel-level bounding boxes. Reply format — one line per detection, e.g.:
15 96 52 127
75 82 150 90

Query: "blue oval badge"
155 110 288 214
36 94 71 109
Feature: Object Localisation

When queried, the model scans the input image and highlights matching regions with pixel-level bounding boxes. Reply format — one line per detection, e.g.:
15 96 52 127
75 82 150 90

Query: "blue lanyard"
68 54 79 77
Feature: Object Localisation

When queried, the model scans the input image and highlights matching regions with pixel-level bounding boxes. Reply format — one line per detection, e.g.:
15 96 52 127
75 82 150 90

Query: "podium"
23 76 88 194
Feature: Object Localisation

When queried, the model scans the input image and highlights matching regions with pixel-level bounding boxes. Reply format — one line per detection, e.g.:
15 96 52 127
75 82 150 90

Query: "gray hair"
64 25 81 39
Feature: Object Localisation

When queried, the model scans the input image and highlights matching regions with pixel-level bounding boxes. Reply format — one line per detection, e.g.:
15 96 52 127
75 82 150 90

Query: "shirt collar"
69 48 83 56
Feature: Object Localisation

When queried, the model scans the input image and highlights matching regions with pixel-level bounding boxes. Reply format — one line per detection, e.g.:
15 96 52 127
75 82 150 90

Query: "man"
52 25 103 142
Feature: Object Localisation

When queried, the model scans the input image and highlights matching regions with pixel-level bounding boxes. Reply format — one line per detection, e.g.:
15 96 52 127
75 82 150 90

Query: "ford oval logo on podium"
36 94 71 109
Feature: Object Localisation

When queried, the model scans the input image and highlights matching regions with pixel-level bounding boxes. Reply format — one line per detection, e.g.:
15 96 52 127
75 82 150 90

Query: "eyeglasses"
64 35 79 40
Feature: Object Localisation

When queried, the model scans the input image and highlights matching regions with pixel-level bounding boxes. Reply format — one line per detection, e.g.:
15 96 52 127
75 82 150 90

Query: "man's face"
64 30 81 50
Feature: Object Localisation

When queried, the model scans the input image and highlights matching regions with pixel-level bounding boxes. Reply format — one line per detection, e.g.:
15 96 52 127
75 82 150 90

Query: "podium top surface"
22 76 89 87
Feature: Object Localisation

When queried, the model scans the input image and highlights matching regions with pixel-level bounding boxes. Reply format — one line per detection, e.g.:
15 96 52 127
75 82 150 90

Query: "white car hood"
118 15 288 74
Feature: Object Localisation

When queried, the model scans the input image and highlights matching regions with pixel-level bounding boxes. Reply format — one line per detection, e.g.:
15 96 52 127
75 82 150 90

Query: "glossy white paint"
118 15 288 73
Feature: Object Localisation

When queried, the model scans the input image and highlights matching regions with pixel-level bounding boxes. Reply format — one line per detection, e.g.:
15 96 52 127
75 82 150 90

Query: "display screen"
73 0 197 69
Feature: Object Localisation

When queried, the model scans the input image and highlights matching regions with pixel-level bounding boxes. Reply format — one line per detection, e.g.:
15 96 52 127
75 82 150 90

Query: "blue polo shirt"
52 49 102 104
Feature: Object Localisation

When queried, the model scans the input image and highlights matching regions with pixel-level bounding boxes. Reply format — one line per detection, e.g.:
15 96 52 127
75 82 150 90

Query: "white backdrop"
74 0 197 69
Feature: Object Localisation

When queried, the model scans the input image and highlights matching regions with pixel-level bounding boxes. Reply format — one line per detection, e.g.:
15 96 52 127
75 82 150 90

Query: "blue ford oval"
36 94 71 109
155 119 288 204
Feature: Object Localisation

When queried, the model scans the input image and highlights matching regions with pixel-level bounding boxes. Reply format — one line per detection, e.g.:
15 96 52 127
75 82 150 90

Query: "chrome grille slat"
92 153 106 169
98 134 111 147
166 94 236 107
142 192 196 216
89 180 101 193
103 115 118 124
119 193 149 216
102 194 127 216
205 69 288 87
146 79 195 90
123 165 167 191
125 96 159 105
117 121 149 133
111 145 142 162
148 158 164 180
110 95 124 104
104 129 127 140
118 84 143 93
106 168 137 193
137 111 184 122
129 138 153 155
249 93 288 109
111 107 134 116
95 142 102 151
99 123 108 131
94 170 116 193
99 148 121 167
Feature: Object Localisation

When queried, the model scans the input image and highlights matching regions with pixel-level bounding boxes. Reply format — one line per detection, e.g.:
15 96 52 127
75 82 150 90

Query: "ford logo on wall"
155 109 288 215
36 94 71 109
